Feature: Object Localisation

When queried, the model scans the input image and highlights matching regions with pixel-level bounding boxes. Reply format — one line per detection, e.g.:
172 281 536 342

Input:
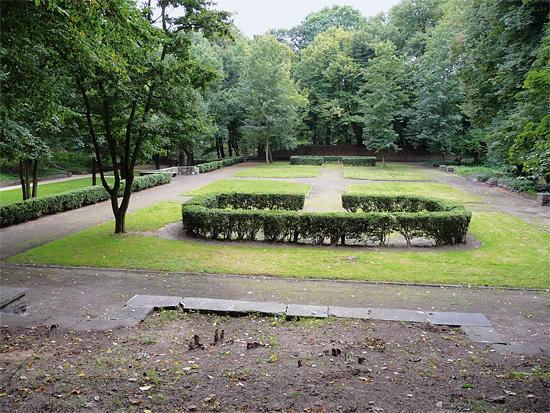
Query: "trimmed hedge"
290 156 376 166
181 192 471 246
197 156 245 173
1 173 172 227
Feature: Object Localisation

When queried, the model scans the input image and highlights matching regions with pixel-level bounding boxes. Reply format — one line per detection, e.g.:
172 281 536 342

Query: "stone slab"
181 297 235 314
74 318 140 331
328 306 372 319
125 295 182 310
370 308 428 323
461 326 507 344
0 314 51 329
109 306 154 321
0 287 28 308
426 311 492 327
491 343 549 356
229 300 287 316
286 304 328 318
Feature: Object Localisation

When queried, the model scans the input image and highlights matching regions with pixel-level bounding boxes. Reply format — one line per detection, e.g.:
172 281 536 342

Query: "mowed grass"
344 165 432 181
348 182 482 203
182 179 311 196
256 162 320 169
9 202 549 289
0 177 115 205
232 166 320 178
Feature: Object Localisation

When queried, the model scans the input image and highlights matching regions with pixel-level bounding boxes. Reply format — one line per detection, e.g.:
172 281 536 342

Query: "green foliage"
197 156 244 173
290 156 324 165
340 157 377 166
182 193 471 246
290 156 376 166
0 173 171 227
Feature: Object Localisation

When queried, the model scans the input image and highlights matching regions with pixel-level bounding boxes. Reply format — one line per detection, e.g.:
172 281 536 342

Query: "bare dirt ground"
1 311 549 413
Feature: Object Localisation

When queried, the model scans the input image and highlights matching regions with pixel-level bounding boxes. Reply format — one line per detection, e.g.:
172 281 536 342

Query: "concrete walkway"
1 162 549 355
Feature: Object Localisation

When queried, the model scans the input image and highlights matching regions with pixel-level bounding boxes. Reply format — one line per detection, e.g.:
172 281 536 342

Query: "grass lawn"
9 202 549 289
344 167 432 181
232 167 320 178
0 177 115 205
256 161 320 169
348 182 482 203
182 179 311 196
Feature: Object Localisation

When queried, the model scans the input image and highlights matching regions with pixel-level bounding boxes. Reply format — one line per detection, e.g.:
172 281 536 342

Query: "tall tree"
361 40 405 167
241 35 306 163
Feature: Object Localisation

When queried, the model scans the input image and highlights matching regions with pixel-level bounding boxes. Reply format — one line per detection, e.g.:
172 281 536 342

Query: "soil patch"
1 312 548 412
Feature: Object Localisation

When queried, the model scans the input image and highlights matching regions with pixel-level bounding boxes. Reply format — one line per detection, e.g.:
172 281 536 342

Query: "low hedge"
290 156 376 166
197 156 245 173
181 193 471 246
1 173 172 227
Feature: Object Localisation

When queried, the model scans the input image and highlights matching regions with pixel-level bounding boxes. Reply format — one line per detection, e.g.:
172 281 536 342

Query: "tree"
361 40 406 168
241 35 306 163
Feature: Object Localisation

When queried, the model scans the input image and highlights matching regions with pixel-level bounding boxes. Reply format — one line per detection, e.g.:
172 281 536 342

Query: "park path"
302 166 347 212
1 160 549 353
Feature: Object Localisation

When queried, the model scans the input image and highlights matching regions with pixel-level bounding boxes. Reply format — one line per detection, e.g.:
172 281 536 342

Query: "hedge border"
197 156 245 173
290 156 376 166
0 173 172 227
181 193 471 246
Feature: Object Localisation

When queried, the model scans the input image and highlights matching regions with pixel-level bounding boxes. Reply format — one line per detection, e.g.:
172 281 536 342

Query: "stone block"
537 193 550 206
370 308 428 323
229 300 287 316
461 326 507 344
286 304 328 319
74 318 141 331
426 311 492 327
328 306 372 319
181 297 235 314
125 295 182 310
0 287 28 308
109 306 154 321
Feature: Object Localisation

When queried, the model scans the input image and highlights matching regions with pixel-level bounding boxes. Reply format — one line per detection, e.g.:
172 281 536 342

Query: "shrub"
0 173 171 227
290 156 324 165
340 156 377 166
290 156 377 166
197 156 244 173
182 193 471 246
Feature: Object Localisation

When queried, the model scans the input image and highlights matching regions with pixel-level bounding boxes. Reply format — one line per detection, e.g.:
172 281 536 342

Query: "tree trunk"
441 153 445 164
113 206 125 234
325 126 331 145
265 134 270 164
92 157 97 186
154 154 160 170
31 159 39 198
382 151 387 168
183 148 194 166
19 159 27 201
24 159 31 199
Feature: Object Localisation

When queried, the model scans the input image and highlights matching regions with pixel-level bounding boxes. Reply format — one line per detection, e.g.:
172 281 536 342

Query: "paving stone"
328 306 372 319
0 314 51 329
109 306 154 321
461 326 507 344
229 300 287 316
286 304 328 318
73 318 140 331
125 295 182 310
491 343 548 356
426 311 492 327
181 297 235 314
0 287 28 308
369 308 428 323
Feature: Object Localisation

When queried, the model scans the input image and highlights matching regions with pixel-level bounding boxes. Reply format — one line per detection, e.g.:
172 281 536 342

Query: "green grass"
344 167 432 181
232 167 320 178
0 177 115 205
256 162 320 169
348 182 482 203
9 203 549 289
182 179 311 196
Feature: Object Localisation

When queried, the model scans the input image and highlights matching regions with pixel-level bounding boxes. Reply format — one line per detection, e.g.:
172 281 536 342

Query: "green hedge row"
181 193 471 246
0 173 172 227
290 156 377 166
197 156 245 173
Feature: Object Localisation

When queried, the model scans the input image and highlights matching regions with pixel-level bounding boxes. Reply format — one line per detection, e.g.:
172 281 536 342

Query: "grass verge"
232 167 320 178
348 182 482 203
9 203 549 288
0 177 115 205
182 179 311 196
344 168 432 181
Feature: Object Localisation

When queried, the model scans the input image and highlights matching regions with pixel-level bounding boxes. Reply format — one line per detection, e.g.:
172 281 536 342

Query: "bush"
197 156 244 173
182 193 471 246
0 173 171 227
290 156 377 166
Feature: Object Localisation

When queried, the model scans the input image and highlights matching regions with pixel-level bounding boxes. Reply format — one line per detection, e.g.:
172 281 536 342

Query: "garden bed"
181 193 472 246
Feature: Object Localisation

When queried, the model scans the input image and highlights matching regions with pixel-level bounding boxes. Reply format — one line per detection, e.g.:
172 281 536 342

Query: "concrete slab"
286 304 328 318
491 343 548 357
182 297 235 314
229 300 287 316
0 314 51 329
461 326 507 344
109 305 154 321
125 295 182 310
328 306 372 319
427 311 492 327
73 318 140 331
0 287 28 307
370 308 428 323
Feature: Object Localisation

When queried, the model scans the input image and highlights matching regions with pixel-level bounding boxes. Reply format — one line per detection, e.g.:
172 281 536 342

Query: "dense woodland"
1 0 549 229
